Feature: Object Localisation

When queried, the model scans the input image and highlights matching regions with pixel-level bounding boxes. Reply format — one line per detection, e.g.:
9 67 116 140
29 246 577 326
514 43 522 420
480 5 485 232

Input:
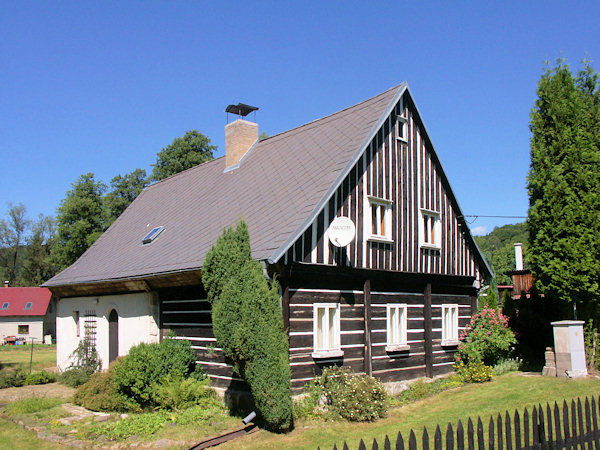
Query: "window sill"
441 340 459 348
368 236 394 245
396 137 408 143
312 350 344 360
420 243 441 251
386 344 410 353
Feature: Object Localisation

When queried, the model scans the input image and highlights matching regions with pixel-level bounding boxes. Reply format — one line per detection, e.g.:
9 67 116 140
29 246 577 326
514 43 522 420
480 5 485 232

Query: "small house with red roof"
0 287 56 344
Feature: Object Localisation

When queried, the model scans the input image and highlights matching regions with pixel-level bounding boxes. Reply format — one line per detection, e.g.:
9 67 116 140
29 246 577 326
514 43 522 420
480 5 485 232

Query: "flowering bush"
456 307 516 367
454 360 494 383
307 366 388 422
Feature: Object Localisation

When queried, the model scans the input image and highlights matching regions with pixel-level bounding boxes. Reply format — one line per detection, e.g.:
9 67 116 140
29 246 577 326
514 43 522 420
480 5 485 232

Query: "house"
44 83 491 391
0 286 56 344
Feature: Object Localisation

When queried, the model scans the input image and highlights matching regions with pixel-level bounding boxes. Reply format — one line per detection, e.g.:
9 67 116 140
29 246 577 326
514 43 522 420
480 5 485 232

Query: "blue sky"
1 1 598 236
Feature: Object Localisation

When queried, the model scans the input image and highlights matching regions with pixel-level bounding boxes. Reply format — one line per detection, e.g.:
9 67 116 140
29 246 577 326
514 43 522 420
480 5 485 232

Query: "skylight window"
24 302 33 310
1 302 9 310
142 226 165 244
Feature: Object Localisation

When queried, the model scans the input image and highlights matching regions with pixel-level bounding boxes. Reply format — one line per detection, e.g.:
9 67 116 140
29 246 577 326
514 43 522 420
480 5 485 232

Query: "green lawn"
0 344 56 372
225 373 600 449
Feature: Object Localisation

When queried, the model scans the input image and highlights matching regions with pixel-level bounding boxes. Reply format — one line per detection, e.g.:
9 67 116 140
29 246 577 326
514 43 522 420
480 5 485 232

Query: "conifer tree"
527 60 600 321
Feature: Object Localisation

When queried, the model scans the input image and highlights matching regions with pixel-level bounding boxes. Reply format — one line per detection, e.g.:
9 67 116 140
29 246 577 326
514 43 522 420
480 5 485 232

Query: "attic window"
1 302 8 310
142 226 165 244
24 302 33 310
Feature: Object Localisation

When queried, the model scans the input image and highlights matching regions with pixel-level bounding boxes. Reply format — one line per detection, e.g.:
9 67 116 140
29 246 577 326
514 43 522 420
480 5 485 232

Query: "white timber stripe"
371 339 423 347
289 346 313 352
191 346 222 351
431 293 470 298
362 148 367 268
289 331 313 336
341 330 364 335
208 374 244 382
433 361 455 367
311 216 318 264
196 361 229 367
163 323 211 327
163 310 211 314
289 303 365 308
172 336 216 342
162 299 208 304
324 194 329 264
372 352 425 360
371 291 424 296
372 365 426 375
290 318 313 322
372 303 424 308
289 288 363 294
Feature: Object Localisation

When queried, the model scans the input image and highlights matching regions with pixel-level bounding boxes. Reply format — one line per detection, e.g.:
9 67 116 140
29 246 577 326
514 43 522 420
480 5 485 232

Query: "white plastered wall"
56 292 160 371
0 318 44 342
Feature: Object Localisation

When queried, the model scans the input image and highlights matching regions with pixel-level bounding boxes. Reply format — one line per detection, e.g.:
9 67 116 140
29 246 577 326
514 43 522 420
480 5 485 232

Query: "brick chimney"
225 119 258 169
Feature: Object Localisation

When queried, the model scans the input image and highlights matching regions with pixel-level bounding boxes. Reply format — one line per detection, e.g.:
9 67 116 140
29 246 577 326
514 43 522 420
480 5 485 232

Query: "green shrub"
66 337 102 375
111 338 197 408
151 376 216 411
204 222 293 432
0 369 27 388
455 360 494 383
393 376 464 406
74 362 139 412
310 366 388 422
88 411 170 440
493 358 522 376
175 400 227 425
456 307 516 367
24 370 55 385
5 397 63 415
58 367 91 387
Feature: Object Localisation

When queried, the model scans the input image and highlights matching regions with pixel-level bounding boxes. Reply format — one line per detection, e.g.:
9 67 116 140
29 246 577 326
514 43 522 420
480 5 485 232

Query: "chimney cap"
225 103 258 117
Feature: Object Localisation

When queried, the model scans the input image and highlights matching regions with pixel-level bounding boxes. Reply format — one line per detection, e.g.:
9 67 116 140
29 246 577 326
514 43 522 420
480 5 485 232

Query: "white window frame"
312 303 343 359
441 304 459 346
419 208 441 250
367 196 393 243
397 115 408 143
386 303 409 352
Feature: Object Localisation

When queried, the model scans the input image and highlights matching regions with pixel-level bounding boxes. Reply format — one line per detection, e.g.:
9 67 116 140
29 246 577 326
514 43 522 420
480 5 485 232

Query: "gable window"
368 197 393 243
419 209 441 250
312 303 342 358
1 302 8 310
441 304 459 346
18 325 29 335
24 302 33 310
397 115 408 143
386 303 409 352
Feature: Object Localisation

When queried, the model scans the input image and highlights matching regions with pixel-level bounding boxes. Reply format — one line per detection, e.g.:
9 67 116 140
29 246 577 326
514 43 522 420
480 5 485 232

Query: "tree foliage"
52 173 106 270
527 60 600 320
104 168 148 227
202 221 293 432
20 214 57 286
150 130 216 181
0 203 29 283
474 222 528 285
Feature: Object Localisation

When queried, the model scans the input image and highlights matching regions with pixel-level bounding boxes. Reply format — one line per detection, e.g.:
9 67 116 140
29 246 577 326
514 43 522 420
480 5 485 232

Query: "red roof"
0 287 52 317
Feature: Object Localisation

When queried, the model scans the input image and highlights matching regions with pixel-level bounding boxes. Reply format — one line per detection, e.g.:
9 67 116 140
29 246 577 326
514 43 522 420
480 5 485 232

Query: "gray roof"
45 83 404 287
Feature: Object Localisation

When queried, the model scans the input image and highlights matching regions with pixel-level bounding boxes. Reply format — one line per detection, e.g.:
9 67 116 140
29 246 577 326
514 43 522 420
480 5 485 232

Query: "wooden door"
108 309 118 363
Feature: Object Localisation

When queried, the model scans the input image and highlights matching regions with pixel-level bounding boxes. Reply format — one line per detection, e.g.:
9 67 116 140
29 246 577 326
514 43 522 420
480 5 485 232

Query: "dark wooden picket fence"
327 396 600 449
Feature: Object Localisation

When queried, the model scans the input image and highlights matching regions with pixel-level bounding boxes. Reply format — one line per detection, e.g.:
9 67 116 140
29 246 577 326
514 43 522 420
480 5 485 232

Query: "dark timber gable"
281 91 483 280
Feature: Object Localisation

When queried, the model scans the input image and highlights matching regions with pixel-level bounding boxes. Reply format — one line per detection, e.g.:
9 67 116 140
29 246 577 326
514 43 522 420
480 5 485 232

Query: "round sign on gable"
328 216 356 247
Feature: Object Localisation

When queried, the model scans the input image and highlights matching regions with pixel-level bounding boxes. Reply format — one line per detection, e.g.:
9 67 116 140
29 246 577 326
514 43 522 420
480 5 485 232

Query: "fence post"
383 435 391 450
570 400 577 447
477 418 484 450
396 430 405 450
584 398 592 446
514 410 521 449
422 426 430 450
467 418 475 450
532 405 539 448
434 425 442 450
408 430 417 450
456 420 464 450
592 396 600 447
524 407 530 447
545 403 553 446
496 413 503 450
446 423 454 450
505 411 512 450
488 416 495 450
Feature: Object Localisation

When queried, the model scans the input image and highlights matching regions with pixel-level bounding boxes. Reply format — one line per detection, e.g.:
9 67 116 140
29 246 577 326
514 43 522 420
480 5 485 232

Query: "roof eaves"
267 83 408 264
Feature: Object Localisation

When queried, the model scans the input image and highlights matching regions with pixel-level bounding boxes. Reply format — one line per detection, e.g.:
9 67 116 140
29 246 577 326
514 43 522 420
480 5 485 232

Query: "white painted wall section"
56 292 159 371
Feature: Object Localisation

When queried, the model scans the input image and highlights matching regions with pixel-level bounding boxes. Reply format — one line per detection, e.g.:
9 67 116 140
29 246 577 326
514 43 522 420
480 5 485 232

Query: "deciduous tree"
150 130 216 181
0 203 30 284
104 168 148 227
52 173 106 270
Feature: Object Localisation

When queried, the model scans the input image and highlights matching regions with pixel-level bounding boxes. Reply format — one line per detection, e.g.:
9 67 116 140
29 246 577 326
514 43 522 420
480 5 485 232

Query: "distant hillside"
474 222 528 285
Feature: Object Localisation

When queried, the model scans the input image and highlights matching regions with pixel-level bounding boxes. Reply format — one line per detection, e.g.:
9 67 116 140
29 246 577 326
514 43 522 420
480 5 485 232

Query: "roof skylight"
1 302 9 310
142 226 165 245
25 302 33 310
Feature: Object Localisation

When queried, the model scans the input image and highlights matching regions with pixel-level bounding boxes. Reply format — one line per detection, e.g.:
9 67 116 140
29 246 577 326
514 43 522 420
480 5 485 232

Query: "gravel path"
0 382 75 403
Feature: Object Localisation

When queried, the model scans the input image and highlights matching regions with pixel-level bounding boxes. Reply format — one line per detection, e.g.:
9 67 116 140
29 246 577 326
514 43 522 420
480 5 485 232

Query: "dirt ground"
0 382 75 404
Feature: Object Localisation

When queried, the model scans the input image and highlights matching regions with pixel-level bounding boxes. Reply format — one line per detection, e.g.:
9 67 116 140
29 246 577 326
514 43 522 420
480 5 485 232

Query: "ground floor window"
313 303 341 358
18 324 29 335
441 304 459 345
386 303 408 351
